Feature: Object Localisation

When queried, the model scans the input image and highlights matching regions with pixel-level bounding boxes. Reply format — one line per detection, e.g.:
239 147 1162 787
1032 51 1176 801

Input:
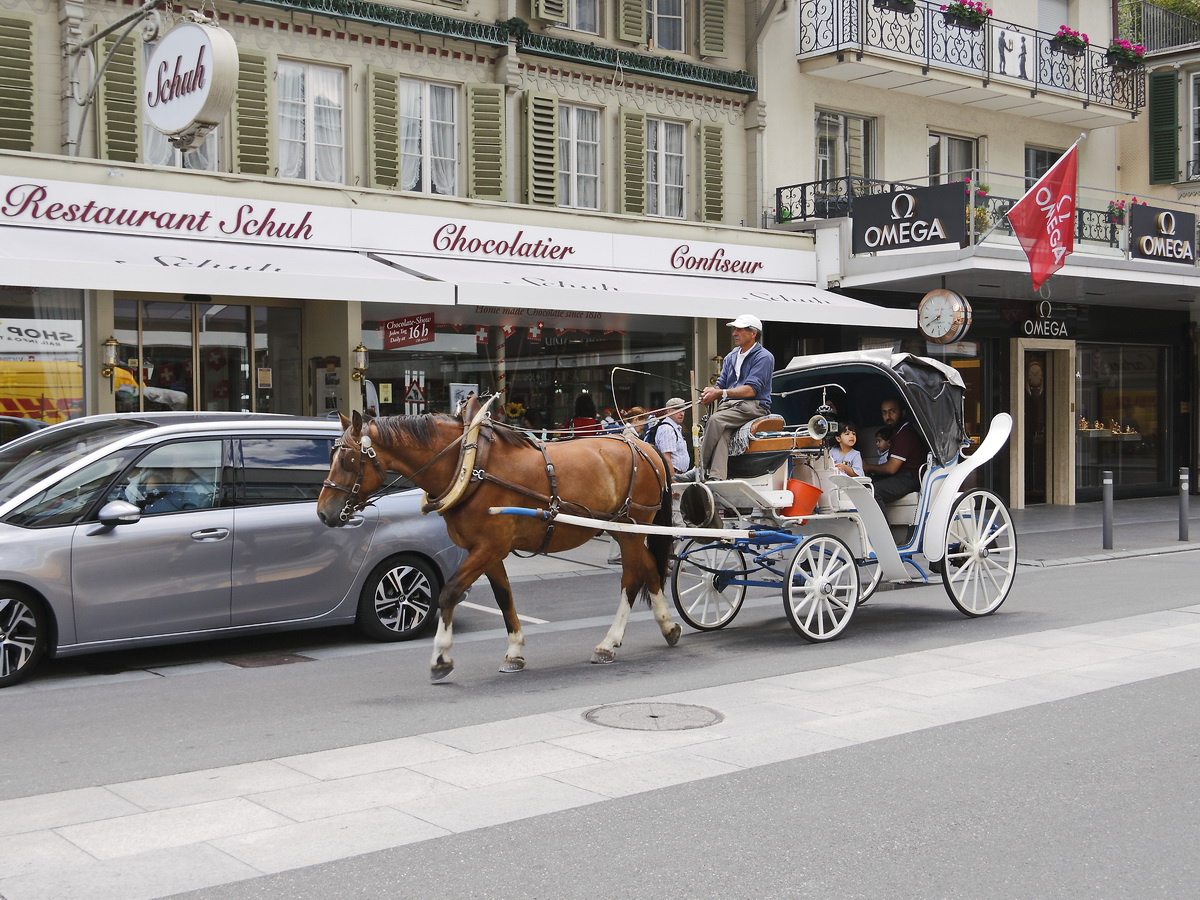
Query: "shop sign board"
850 184 966 255
0 318 82 353
1018 300 1072 337
144 22 239 151
384 312 436 349
1130 205 1197 265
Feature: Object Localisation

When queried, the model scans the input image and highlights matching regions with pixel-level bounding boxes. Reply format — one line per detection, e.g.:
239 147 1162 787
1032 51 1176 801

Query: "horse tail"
643 451 674 598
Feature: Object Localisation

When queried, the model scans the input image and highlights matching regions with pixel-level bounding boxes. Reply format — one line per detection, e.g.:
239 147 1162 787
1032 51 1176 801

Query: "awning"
0 226 455 305
373 254 914 329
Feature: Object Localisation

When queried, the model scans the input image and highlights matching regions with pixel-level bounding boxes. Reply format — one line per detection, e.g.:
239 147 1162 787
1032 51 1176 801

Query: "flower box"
874 0 917 13
943 11 985 30
940 2 990 30
1105 50 1141 69
1050 38 1087 57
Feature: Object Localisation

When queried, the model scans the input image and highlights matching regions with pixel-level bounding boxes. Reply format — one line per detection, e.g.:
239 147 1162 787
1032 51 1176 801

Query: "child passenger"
874 426 893 465
830 421 864 477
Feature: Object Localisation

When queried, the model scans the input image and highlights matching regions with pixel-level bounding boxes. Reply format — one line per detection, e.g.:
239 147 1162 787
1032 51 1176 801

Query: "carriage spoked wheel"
671 540 749 631
857 558 883 605
783 534 859 642
941 489 1017 617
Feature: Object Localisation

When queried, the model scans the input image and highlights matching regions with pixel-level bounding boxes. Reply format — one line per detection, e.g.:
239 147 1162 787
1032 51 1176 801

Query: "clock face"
918 289 971 344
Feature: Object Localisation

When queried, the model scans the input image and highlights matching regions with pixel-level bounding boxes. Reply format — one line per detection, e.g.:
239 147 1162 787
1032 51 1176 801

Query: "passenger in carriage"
862 396 927 507
829 421 864 477
694 314 775 481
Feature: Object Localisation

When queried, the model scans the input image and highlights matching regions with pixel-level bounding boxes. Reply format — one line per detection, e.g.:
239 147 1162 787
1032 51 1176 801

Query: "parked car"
0 416 50 446
0 413 467 687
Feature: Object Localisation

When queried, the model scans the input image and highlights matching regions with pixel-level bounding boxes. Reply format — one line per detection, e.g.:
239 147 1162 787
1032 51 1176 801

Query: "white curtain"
576 108 599 208
278 62 306 179
429 84 457 195
310 65 344 183
399 81 423 191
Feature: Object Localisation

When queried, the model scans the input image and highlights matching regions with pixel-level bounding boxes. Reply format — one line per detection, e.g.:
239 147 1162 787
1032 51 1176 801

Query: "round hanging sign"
144 21 239 150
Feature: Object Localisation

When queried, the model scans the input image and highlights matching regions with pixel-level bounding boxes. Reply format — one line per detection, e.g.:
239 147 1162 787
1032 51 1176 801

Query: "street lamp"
351 343 369 381
100 336 120 379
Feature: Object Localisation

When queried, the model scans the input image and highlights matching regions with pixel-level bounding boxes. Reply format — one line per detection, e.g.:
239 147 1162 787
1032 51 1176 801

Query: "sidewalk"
504 496 1200 582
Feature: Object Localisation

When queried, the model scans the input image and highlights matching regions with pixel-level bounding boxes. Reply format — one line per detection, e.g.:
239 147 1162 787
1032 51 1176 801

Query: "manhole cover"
583 702 724 731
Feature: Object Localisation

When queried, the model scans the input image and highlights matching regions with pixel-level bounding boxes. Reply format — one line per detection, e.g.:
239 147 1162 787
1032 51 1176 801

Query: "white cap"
726 314 763 332
666 397 687 411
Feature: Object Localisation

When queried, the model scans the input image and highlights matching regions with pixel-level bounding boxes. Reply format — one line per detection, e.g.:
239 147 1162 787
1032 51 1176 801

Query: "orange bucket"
783 479 823 518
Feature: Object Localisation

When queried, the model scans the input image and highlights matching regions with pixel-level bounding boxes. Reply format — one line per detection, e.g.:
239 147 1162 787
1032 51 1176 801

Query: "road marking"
459 600 549 624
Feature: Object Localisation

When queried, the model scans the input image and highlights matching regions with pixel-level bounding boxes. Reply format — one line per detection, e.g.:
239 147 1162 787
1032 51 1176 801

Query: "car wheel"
356 555 441 641
0 586 48 688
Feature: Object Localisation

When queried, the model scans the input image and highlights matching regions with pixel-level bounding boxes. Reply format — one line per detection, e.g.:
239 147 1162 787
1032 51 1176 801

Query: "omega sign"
1130 204 1197 265
143 21 238 151
851 183 966 255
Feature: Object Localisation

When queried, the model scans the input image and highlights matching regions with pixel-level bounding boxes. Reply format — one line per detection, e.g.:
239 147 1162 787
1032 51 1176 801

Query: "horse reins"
322 426 388 522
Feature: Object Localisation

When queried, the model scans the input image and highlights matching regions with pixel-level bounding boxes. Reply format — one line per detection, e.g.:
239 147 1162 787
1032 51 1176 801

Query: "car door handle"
191 528 231 542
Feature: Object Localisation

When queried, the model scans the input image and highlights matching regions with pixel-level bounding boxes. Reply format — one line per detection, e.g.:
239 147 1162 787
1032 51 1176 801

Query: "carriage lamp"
351 343 369 381
100 336 120 379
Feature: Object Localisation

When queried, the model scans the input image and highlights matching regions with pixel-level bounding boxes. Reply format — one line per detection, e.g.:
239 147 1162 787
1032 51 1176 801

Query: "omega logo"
1023 300 1068 336
1137 209 1194 261
862 192 946 248
891 193 916 220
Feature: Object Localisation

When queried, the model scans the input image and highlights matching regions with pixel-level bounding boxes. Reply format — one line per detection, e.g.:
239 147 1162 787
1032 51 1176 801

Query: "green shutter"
699 0 727 58
97 35 139 163
0 16 34 152
619 108 646 215
533 0 568 25
700 123 724 223
1148 70 1179 185
523 92 558 205
368 67 400 190
618 0 647 44
468 83 506 201
233 52 271 176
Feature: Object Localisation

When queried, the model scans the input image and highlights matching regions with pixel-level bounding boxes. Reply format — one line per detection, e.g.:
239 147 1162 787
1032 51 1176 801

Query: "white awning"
0 226 454 305
374 254 914 329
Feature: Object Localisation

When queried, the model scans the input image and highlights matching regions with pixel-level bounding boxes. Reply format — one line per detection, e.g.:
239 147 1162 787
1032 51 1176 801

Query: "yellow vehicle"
0 360 83 425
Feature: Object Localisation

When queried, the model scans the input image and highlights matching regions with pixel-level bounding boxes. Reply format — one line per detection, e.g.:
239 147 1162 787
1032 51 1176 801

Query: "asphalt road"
3 552 1199 898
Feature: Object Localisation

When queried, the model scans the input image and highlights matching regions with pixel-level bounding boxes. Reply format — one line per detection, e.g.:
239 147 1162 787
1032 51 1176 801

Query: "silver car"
0 413 466 687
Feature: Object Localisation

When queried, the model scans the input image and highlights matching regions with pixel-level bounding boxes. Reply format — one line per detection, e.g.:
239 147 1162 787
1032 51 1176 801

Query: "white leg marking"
432 617 452 668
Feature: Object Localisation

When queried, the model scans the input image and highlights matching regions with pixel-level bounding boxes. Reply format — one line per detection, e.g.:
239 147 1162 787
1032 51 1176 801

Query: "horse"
316 399 682 681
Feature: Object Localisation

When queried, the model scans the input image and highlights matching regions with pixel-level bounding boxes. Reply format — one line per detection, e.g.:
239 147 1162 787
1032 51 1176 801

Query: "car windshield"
0 419 156 505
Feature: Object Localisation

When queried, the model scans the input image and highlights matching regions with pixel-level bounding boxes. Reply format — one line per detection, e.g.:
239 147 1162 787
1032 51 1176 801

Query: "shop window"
278 61 345 183
647 0 684 51
559 105 600 209
928 131 977 184
0 287 84 426
1075 344 1169 492
399 79 458 195
646 118 686 218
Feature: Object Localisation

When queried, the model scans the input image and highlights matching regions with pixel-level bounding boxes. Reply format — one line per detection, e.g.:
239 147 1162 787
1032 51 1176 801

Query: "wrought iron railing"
1118 0 1200 52
799 0 1144 115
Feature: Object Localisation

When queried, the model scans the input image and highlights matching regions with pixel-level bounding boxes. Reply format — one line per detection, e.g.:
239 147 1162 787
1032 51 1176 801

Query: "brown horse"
316 403 682 681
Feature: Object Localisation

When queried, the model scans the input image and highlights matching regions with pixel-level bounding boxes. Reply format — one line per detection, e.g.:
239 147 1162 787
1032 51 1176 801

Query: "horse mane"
369 413 538 450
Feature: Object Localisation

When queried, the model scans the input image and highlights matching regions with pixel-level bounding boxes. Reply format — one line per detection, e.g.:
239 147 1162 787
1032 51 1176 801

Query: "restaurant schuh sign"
143 19 238 151
1130 204 1196 265
851 183 966 255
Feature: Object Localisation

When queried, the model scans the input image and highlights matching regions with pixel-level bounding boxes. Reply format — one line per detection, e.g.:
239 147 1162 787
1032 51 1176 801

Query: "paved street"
1 498 1199 899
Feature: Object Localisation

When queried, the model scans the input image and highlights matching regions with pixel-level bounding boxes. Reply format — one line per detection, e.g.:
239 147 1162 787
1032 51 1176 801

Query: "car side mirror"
97 500 143 527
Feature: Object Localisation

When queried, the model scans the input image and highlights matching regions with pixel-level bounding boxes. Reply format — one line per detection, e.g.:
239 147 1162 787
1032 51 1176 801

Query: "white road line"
459 600 550 624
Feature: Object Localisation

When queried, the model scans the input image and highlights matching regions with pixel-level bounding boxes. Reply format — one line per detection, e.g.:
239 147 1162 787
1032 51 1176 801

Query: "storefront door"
1011 338 1075 507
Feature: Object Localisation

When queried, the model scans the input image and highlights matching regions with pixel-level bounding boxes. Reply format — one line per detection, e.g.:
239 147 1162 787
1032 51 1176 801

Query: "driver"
862 396 927 506
695 314 774 481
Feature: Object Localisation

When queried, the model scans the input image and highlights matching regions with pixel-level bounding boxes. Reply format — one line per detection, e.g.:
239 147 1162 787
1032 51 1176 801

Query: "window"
648 0 684 51
1025 146 1062 188
1191 73 1200 180
239 437 333 504
400 79 458 195
815 110 875 183
646 118 685 218
569 0 599 33
559 105 600 209
142 43 218 171
278 61 344 183
120 441 224 516
928 131 977 183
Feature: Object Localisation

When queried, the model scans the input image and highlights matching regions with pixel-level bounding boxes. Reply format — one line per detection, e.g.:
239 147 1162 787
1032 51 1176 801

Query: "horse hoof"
665 623 682 647
430 662 454 682
591 649 616 664
499 658 526 674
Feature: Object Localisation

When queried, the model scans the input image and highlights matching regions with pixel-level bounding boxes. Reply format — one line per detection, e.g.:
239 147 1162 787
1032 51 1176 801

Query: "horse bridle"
323 430 387 522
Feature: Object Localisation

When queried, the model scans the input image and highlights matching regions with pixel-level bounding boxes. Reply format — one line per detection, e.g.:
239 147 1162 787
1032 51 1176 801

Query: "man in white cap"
696 314 774 481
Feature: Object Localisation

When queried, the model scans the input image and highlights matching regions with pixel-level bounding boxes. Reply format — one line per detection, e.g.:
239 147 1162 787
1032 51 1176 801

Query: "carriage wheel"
783 534 859 642
941 489 1017 617
857 559 883 605
671 540 748 631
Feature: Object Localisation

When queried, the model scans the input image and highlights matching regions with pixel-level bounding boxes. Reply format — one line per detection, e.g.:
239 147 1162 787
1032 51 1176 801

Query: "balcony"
798 0 1144 127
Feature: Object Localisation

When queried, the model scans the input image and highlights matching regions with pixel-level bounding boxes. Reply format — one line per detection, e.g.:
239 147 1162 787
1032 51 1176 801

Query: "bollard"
1181 468 1190 542
1102 470 1114 550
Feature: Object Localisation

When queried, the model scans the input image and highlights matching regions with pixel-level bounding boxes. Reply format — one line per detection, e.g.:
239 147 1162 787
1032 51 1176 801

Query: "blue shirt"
654 417 690 472
716 342 774 409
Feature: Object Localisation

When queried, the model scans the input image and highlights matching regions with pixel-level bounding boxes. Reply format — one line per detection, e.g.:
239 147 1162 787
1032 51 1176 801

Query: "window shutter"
368 67 400 190
97 35 139 163
619 108 646 215
700 123 724 223
533 0 568 25
1148 70 1179 185
523 91 558 205
468 84 506 201
699 0 727 58
233 52 271 176
618 0 647 44
0 16 34 152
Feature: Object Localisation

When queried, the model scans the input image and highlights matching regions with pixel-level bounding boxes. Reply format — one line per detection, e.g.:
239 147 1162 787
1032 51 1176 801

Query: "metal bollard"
1181 468 1190 542
1102 470 1114 550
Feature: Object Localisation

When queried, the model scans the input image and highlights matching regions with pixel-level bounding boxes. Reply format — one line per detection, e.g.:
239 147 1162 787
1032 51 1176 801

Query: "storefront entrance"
1011 338 1074 507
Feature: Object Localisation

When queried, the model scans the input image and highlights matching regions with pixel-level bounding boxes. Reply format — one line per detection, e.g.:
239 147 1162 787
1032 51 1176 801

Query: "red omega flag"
1005 143 1079 290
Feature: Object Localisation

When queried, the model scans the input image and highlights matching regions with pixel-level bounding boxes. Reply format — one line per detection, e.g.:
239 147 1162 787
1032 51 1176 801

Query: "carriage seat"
884 492 920 526
728 415 785 456
725 415 791 479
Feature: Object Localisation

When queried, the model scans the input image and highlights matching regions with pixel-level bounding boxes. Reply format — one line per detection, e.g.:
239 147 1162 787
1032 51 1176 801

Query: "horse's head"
317 410 388 527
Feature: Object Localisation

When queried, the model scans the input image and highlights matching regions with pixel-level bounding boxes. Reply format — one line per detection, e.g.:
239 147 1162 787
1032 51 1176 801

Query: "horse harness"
323 431 387 523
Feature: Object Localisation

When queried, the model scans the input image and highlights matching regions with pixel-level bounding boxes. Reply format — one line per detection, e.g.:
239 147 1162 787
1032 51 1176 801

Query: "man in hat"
653 398 690 526
695 314 774 481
